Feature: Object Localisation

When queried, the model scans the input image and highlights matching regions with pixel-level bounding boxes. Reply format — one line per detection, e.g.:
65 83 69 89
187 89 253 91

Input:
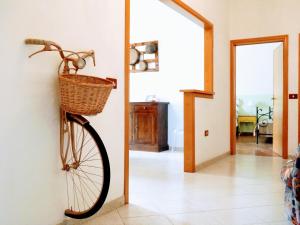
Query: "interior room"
2 0 300 225
129 0 204 164
235 42 283 157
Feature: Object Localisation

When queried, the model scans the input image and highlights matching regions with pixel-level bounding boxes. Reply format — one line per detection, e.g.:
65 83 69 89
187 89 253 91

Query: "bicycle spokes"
63 121 104 215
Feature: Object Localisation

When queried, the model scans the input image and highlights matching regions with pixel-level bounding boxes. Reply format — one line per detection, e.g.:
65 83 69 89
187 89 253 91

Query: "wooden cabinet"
129 102 169 152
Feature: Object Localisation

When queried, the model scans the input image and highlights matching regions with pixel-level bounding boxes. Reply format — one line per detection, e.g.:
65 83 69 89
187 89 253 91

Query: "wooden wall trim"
180 89 214 97
124 0 130 204
184 93 196 172
230 41 236 155
170 0 213 28
298 34 300 145
231 35 288 46
204 27 214 92
282 35 289 159
230 35 289 159
182 91 214 172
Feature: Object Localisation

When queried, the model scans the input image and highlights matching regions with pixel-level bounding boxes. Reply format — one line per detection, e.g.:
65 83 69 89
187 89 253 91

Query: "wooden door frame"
298 34 300 145
124 0 214 203
230 35 289 159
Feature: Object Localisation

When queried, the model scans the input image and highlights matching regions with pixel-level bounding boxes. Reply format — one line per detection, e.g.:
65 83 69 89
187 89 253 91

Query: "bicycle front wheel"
63 115 110 219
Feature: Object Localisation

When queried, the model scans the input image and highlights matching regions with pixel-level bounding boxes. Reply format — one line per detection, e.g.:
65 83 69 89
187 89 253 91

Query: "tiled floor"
236 136 279 157
83 151 290 225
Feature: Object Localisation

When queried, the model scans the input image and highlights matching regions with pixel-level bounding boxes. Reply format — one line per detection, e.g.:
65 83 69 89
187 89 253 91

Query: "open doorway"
129 0 204 154
230 35 289 159
235 43 282 156
127 0 205 203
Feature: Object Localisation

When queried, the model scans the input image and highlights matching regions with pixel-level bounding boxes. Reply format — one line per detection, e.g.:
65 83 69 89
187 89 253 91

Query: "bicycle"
25 39 114 219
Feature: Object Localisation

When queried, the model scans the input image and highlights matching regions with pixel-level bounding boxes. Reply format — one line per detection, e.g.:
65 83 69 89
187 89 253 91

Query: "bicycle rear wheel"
63 115 110 219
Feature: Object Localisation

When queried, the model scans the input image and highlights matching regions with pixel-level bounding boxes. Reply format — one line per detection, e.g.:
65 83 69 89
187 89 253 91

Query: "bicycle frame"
60 110 89 171
26 38 113 219
25 38 96 170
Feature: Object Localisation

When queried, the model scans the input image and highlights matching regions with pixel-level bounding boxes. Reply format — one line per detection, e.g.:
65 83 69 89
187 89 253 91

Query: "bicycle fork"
60 109 87 171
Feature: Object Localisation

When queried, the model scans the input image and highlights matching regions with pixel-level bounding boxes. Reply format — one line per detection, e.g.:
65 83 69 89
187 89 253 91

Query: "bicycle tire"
64 115 110 219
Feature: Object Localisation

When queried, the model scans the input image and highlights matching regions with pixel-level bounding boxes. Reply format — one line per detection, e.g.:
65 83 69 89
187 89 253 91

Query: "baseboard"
57 196 125 225
196 151 230 171
170 147 183 152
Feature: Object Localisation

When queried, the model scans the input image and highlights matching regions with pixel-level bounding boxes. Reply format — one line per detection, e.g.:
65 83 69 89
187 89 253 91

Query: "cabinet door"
133 111 156 145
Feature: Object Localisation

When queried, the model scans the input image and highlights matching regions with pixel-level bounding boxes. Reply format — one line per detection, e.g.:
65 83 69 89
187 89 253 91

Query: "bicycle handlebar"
25 38 96 72
25 38 65 59
25 38 50 45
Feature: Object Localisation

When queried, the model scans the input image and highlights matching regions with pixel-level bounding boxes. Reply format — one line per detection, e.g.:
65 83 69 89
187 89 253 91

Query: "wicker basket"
59 74 114 115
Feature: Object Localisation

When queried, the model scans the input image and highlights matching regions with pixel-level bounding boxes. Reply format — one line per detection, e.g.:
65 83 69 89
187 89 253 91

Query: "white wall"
0 1 231 224
7 0 298 224
183 0 231 165
0 1 124 225
230 0 300 154
236 43 281 115
237 43 279 96
130 0 204 148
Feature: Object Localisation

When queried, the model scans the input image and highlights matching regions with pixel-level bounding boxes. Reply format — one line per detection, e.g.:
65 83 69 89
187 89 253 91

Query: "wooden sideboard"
129 102 169 152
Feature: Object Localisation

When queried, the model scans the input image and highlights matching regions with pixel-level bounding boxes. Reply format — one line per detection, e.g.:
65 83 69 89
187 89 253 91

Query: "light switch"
289 93 298 99
204 130 209 137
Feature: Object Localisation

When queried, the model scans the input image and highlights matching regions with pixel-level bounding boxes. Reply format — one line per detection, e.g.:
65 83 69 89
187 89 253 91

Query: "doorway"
124 0 214 203
128 0 205 203
236 42 282 156
129 0 205 154
230 35 289 159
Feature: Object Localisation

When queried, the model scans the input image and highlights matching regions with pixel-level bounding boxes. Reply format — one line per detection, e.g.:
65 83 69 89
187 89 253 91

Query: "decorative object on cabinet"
129 102 168 152
145 94 159 102
130 40 159 73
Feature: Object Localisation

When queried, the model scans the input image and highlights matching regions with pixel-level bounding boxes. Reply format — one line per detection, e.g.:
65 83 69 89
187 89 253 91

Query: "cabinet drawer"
134 105 157 112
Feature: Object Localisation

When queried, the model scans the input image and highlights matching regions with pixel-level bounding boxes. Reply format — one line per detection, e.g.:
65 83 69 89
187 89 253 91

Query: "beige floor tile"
122 215 172 225
117 204 160 218
213 208 264 225
252 205 286 223
81 151 289 225
168 211 222 225
81 210 124 225
265 221 293 225
251 222 292 225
